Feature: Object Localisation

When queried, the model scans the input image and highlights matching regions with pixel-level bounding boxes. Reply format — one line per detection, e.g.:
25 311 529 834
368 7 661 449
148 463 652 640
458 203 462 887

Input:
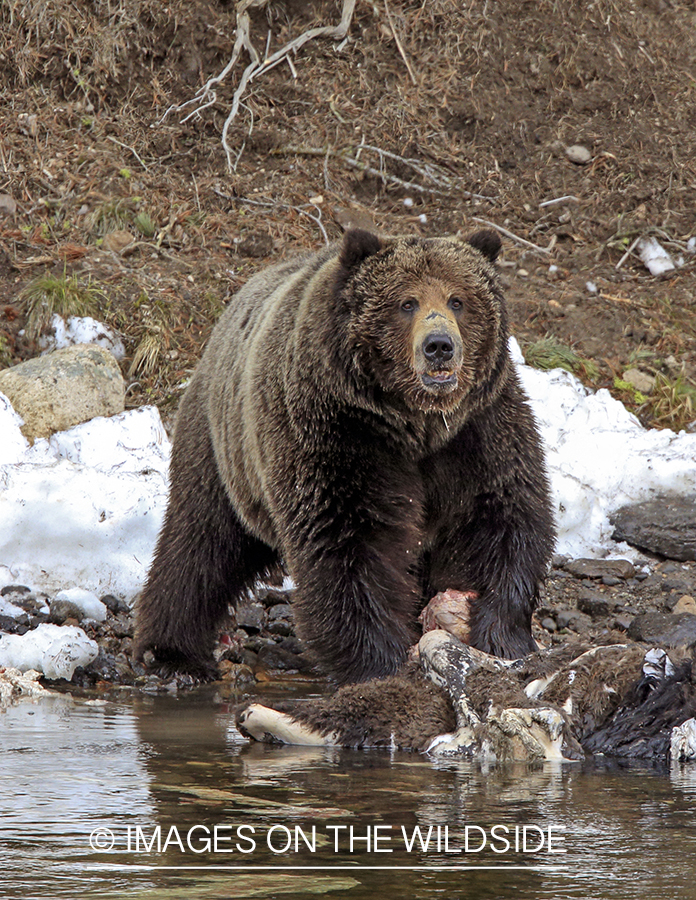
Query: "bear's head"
334 228 509 415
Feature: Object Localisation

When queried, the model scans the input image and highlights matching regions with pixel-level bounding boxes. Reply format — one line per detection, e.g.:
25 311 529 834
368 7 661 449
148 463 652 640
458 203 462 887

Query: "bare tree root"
162 0 357 172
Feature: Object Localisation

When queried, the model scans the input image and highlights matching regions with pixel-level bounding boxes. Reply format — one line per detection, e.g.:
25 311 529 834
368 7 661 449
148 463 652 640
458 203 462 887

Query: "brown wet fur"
134 229 555 682
276 663 456 751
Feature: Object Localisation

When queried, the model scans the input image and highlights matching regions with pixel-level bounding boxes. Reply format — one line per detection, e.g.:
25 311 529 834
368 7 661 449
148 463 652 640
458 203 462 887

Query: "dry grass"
0 0 170 93
20 270 108 340
647 372 696 432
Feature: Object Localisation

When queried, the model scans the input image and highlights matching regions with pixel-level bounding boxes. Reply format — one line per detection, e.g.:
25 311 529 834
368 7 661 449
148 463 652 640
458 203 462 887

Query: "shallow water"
2 684 696 900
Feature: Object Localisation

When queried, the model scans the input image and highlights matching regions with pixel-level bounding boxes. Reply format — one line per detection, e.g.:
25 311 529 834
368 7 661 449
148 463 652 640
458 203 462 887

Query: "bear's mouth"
421 371 457 389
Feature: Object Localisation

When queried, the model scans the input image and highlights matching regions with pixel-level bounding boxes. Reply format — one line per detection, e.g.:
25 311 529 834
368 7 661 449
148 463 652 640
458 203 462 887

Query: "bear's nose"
423 333 454 364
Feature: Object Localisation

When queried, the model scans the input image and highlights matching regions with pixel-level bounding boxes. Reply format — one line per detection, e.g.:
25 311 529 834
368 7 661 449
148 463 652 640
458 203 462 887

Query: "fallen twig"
272 144 495 202
383 0 417 85
615 234 642 270
213 188 329 244
106 136 149 171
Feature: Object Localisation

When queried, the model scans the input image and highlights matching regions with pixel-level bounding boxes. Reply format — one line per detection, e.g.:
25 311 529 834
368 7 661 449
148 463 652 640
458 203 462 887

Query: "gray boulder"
0 345 125 441
611 496 696 561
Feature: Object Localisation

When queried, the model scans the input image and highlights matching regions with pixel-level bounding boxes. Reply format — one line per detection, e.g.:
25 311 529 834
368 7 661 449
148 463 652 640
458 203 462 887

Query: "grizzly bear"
134 229 555 683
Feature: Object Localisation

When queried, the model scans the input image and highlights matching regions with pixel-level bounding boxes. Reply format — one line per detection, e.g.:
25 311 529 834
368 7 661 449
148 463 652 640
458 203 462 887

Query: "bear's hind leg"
134 394 277 678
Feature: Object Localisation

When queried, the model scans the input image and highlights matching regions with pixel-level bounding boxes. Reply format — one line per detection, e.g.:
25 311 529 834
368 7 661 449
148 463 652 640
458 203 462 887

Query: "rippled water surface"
2 685 696 900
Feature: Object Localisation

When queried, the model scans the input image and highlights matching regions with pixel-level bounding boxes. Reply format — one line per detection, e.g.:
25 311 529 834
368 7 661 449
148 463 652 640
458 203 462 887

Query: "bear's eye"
401 299 418 312
448 296 463 311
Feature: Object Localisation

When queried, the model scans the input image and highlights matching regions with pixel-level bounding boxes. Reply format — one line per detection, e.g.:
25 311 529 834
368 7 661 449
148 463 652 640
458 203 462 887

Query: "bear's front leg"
423 382 555 661
270 437 425 683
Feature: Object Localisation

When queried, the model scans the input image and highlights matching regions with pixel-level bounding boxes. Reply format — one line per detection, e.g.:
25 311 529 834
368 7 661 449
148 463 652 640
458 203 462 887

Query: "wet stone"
611 496 696 561
240 649 258 669
674 595 696 615
556 609 593 633
47 599 84 624
0 614 22 632
565 558 636 580
627 612 696 648
236 603 266 634
279 636 304 655
218 661 255 684
0 584 32 596
577 593 611 619
255 587 294 608
268 603 293 621
256 644 302 671
100 594 131 615
110 613 134 639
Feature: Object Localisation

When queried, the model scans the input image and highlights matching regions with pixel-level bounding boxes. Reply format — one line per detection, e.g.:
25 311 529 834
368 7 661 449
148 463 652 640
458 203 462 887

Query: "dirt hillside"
1 0 695 428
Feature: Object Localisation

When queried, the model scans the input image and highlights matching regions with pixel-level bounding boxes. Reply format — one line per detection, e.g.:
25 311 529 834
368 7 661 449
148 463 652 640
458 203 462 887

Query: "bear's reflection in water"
238 630 696 764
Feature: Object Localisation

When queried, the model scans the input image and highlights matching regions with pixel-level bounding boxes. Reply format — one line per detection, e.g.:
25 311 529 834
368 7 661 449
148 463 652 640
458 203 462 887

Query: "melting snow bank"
510 338 696 559
0 624 98 680
0 395 170 600
1 343 696 604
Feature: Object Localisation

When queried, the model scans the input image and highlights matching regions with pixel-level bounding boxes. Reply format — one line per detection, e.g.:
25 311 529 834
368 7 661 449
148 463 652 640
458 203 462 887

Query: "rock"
0 194 17 217
674 595 696 615
540 616 557 632
52 588 107 622
256 643 302 671
333 206 380 233
255 586 293 608
235 232 274 258
48 599 85 624
0 345 125 441
267 603 293 622
100 594 131 615
0 614 23 632
565 558 636 580
219 661 255 684
556 609 592 633
236 603 266 634
627 612 696 648
110 613 134 639
102 230 135 253
279 636 304 655
622 368 655 395
577 592 611 619
613 615 634 631
611 496 696 561
565 144 592 165
0 585 32 597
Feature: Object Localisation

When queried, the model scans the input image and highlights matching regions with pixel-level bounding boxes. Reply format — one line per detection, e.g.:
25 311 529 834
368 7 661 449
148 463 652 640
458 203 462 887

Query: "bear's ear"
339 229 382 272
466 229 502 262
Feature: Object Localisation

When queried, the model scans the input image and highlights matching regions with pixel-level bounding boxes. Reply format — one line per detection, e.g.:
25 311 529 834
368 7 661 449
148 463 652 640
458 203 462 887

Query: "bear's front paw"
140 648 219 683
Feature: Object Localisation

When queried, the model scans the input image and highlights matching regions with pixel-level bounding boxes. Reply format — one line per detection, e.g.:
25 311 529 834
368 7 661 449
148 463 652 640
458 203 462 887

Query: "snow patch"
40 314 126 360
0 623 98 680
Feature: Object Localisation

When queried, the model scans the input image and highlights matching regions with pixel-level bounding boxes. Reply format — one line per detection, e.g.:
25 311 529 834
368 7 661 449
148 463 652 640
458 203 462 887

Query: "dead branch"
383 0 417 85
271 143 496 202
163 0 357 172
213 188 329 244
